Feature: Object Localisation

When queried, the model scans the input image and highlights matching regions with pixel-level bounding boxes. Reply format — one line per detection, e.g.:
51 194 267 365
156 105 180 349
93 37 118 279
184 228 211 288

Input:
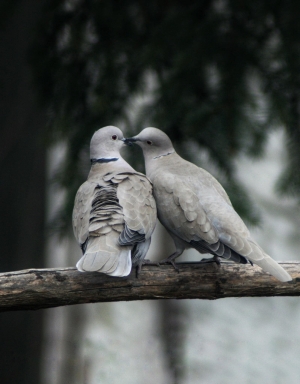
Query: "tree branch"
0 262 299 312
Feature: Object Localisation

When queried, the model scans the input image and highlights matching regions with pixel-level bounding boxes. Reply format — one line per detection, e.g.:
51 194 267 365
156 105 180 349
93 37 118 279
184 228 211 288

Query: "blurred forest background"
1 1 300 383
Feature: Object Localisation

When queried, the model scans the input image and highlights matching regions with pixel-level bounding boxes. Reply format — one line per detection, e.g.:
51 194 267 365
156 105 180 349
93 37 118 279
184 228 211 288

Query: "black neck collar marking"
153 152 174 159
91 157 119 164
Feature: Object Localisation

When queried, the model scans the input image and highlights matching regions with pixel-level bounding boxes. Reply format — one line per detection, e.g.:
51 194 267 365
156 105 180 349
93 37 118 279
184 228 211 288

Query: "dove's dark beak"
123 137 138 146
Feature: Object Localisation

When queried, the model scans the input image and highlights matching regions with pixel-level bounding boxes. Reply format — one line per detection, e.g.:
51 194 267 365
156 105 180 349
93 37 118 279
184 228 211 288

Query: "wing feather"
73 170 157 275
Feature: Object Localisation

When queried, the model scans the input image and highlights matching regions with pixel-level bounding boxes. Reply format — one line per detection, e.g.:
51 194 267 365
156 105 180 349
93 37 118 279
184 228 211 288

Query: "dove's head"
90 126 126 160
125 128 175 161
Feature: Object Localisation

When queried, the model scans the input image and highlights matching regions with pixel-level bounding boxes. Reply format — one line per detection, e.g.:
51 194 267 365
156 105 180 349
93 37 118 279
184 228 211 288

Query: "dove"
125 127 292 282
72 126 157 277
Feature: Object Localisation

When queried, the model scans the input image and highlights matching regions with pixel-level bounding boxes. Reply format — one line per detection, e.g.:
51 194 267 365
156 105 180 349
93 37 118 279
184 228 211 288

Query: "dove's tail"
240 240 292 282
191 238 292 282
253 256 292 282
76 235 132 277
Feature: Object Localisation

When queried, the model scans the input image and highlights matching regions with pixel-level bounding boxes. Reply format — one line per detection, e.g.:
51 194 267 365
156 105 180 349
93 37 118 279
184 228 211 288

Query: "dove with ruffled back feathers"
72 126 157 277
124 127 292 282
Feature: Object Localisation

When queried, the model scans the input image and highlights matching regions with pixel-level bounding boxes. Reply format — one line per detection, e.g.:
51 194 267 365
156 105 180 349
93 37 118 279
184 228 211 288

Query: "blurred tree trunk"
0 0 46 383
41 238 87 384
159 299 186 384
154 224 186 384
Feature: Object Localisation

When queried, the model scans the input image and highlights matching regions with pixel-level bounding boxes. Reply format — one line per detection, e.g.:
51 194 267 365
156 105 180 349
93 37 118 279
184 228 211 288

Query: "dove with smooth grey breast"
72 126 157 277
124 127 292 282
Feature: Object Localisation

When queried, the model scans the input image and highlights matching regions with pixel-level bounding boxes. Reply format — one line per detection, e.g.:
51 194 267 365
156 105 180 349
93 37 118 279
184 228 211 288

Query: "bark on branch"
0 262 299 312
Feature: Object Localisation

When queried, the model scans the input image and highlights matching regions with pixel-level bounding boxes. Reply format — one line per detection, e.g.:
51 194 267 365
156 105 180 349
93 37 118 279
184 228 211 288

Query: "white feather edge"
76 249 132 277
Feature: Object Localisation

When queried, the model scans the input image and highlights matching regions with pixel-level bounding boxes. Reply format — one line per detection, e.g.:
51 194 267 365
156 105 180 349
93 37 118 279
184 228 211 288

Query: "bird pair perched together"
73 126 292 282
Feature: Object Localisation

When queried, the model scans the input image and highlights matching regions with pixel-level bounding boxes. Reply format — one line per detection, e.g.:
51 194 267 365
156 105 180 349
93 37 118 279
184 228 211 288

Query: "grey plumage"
72 126 156 277
126 127 292 282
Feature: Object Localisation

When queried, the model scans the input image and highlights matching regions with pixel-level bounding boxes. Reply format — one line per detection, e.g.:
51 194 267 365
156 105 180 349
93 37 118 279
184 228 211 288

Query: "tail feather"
254 256 292 282
107 249 132 276
76 235 132 277
244 240 292 282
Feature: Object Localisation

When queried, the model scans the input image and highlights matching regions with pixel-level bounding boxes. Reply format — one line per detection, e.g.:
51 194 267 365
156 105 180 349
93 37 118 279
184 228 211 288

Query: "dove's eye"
111 135 118 140
147 140 153 145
